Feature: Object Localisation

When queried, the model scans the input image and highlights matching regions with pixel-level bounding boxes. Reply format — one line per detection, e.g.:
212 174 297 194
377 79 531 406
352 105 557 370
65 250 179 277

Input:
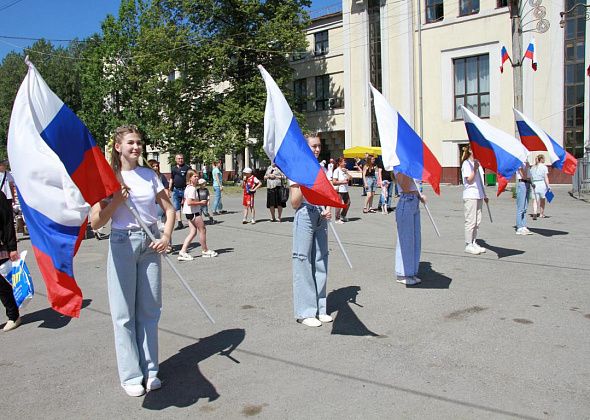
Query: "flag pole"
124 202 215 324
485 201 493 223
319 206 353 268
413 180 441 237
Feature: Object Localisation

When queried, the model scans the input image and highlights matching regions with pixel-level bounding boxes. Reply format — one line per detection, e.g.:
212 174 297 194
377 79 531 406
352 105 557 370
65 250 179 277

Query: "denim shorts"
366 176 377 193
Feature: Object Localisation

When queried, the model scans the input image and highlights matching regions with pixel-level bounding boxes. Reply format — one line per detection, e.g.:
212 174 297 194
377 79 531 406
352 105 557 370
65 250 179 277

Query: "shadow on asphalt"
21 299 92 329
526 227 569 237
413 262 452 289
478 240 524 259
327 286 379 336
142 328 245 410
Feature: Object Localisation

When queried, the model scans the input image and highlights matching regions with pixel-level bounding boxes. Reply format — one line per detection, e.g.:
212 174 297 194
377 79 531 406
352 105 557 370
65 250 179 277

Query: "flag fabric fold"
370 84 441 195
524 39 537 71
500 46 510 73
258 65 344 208
513 109 577 175
461 106 528 195
7 61 120 317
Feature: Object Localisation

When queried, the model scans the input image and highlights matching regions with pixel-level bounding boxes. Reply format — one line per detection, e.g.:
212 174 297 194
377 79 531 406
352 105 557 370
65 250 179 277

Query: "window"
315 75 330 111
453 54 489 119
293 79 307 112
496 0 508 7
314 30 329 56
425 0 444 23
563 8 586 158
459 0 480 16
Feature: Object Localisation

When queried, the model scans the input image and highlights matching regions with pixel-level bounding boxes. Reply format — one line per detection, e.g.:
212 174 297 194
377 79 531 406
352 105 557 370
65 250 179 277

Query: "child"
178 170 218 261
197 178 214 224
242 167 261 224
381 180 390 214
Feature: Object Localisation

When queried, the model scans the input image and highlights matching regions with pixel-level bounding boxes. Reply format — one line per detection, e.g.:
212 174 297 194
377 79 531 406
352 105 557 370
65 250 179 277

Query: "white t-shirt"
530 164 548 182
183 185 201 214
515 163 531 181
0 170 14 200
332 167 349 193
461 159 485 200
111 167 164 230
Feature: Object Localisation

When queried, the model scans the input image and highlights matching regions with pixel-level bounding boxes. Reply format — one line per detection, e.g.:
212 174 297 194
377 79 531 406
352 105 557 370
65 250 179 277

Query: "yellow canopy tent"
342 146 382 158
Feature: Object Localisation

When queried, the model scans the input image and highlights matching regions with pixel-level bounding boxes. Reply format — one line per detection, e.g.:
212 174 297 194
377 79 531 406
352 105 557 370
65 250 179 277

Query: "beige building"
293 0 588 184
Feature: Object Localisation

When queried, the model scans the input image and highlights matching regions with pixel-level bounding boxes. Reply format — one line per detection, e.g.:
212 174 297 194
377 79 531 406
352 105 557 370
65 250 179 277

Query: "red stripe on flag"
300 169 345 208
32 245 83 318
422 142 442 195
70 146 120 206
520 135 547 151
562 152 578 175
470 141 498 174
496 175 509 196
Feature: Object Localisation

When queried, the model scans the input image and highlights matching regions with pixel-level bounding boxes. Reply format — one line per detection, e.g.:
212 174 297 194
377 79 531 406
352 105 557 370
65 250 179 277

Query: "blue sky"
0 0 341 60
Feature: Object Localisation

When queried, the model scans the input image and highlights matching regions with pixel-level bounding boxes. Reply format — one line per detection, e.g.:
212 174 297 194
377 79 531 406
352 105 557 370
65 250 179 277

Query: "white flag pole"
485 201 493 223
413 180 441 237
124 202 215 324
319 206 352 268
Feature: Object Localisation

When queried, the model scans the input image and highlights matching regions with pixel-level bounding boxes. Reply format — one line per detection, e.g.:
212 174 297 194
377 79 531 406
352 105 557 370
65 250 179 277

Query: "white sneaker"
334 219 344 224
250 219 256 224
318 314 333 323
464 244 481 255
396 276 417 285
412 276 422 284
177 251 193 261
521 227 533 235
202 249 218 258
2 318 21 332
146 377 161 391
473 243 486 253
298 317 322 327
122 383 145 397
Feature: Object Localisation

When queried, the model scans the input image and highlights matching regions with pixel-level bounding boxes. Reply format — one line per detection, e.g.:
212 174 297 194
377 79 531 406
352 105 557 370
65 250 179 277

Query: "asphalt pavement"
1 184 589 419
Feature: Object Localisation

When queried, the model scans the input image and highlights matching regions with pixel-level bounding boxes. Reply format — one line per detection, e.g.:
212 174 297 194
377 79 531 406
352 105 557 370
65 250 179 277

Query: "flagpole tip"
24 55 32 67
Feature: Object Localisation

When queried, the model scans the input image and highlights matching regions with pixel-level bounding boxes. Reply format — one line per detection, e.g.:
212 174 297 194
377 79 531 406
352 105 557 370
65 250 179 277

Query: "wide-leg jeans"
395 194 421 277
515 181 530 229
107 224 161 385
292 204 329 319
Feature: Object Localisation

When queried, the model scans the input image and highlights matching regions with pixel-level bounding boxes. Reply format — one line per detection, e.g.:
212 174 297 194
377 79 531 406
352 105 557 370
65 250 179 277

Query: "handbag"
0 250 34 309
280 185 289 203
545 188 554 203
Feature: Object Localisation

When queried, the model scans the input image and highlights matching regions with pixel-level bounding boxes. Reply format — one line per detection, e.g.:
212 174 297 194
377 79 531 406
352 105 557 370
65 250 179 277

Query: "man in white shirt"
0 161 15 206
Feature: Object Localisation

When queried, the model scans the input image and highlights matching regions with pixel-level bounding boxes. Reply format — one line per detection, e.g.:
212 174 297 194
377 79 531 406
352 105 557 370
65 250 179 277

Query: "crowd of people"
0 125 559 398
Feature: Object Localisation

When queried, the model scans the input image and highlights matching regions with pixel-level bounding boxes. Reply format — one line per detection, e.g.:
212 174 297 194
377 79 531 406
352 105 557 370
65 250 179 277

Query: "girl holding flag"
461 147 488 255
91 125 175 397
290 134 333 327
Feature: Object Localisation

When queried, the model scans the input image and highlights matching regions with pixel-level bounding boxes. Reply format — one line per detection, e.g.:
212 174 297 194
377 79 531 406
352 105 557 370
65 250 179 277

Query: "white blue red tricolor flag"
258 65 344 208
524 38 537 71
500 46 510 73
7 60 120 317
461 106 528 195
370 84 441 194
513 109 577 175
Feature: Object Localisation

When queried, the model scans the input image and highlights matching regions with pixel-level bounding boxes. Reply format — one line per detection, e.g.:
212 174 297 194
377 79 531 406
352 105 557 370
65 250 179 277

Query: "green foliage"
1 0 311 165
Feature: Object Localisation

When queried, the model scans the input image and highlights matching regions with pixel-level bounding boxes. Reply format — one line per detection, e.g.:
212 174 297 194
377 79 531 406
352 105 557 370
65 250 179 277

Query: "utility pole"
510 0 523 113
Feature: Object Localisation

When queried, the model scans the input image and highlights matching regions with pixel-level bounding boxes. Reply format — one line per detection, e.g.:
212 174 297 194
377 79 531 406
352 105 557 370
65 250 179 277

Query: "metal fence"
572 156 590 195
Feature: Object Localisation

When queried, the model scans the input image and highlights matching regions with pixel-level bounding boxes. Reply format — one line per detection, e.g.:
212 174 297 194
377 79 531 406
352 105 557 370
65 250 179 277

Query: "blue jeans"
365 176 377 193
107 225 161 385
395 194 421 277
171 188 184 211
212 186 223 213
516 181 530 229
292 204 329 319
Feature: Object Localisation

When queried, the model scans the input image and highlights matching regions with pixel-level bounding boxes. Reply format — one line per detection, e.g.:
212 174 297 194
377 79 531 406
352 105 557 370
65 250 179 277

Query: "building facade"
293 0 588 184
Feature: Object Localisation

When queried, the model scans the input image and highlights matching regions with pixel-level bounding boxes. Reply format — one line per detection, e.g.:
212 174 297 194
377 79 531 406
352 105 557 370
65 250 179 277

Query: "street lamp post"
559 3 590 28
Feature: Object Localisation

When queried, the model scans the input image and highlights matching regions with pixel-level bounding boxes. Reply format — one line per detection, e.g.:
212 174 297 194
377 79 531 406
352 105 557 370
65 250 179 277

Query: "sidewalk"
1 184 589 418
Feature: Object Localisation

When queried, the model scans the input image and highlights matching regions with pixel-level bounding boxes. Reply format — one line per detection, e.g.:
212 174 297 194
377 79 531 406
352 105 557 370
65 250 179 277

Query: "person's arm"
90 189 127 230
544 167 550 190
251 178 262 192
377 167 383 187
332 169 339 186
153 189 174 253
216 170 224 190
0 197 17 258
264 167 271 180
465 161 479 184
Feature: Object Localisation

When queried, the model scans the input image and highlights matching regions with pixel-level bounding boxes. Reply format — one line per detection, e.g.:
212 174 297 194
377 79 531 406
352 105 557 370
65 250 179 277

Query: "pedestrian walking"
331 157 351 223
515 161 533 235
0 191 20 332
211 160 225 215
531 154 550 219
169 154 190 230
362 155 378 213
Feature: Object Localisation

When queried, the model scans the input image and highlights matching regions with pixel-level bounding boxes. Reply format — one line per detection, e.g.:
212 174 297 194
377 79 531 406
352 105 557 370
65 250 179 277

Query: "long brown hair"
460 146 472 165
109 125 142 183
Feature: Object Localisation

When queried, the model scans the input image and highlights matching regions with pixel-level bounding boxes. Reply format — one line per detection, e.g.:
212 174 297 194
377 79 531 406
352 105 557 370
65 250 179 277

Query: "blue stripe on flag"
274 117 320 187
465 122 523 178
516 121 536 137
393 113 424 179
39 104 96 177
17 190 80 278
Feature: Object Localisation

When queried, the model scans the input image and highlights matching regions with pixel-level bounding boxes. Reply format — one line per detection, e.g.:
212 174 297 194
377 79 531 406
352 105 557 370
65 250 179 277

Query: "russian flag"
500 46 510 73
7 60 120 318
461 106 528 194
514 109 577 175
524 39 537 71
258 65 344 208
370 84 441 195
